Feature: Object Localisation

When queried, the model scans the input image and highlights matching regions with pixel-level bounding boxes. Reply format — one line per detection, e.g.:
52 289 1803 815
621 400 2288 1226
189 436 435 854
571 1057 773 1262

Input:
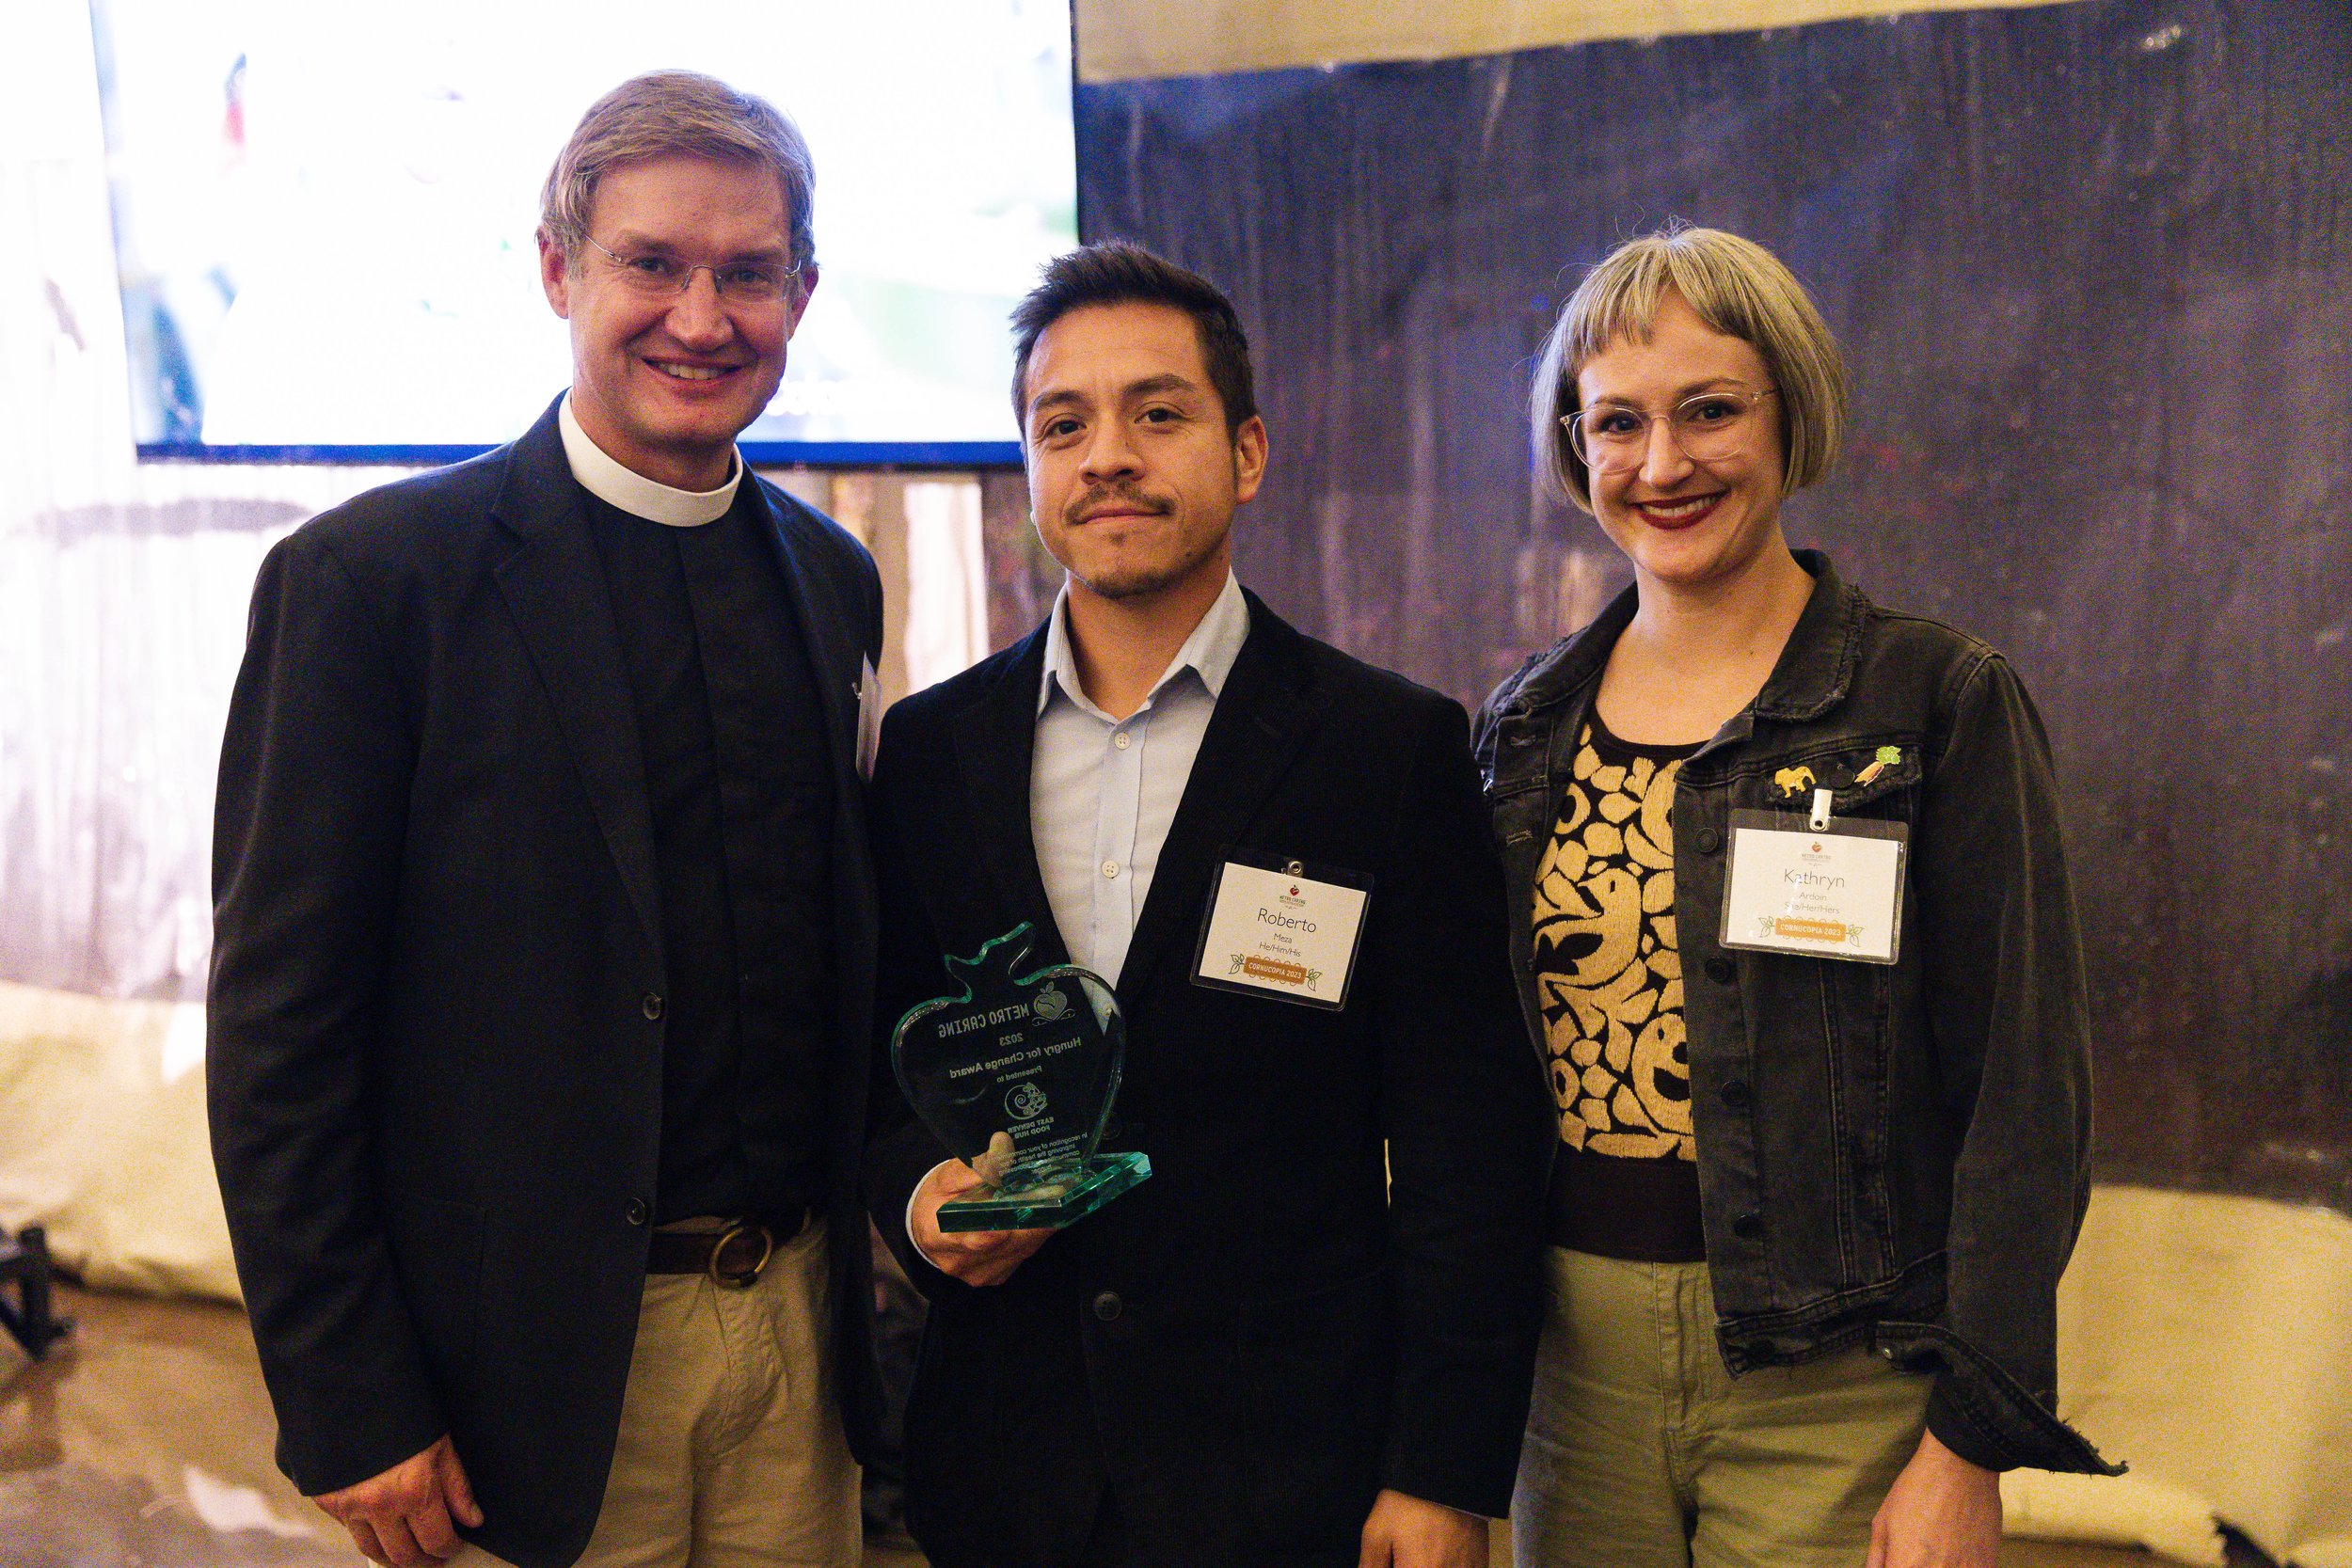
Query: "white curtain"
2 3 412 1005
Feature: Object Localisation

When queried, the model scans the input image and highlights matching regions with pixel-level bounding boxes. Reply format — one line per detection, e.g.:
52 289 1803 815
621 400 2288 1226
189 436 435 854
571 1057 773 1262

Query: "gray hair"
1531 223 1846 512
539 71 816 273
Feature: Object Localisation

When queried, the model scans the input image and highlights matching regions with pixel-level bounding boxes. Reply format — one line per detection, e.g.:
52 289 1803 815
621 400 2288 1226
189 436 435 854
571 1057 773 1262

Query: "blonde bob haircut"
1531 224 1846 513
540 71 817 274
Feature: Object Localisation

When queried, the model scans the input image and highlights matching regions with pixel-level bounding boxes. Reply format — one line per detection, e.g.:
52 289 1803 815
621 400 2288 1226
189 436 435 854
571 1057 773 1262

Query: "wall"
1073 0 2352 1205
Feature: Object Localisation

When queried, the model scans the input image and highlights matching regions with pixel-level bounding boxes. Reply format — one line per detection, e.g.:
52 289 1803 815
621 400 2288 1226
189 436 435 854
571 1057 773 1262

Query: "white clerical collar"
558 393 741 527
1039 571 1251 720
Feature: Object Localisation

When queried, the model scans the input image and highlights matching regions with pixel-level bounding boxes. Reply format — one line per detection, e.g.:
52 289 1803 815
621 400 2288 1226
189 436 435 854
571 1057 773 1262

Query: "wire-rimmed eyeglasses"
1564 386 1778 473
582 234 803 305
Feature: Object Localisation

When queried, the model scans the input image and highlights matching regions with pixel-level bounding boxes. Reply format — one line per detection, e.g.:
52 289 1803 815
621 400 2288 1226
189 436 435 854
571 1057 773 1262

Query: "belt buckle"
707 1221 773 1290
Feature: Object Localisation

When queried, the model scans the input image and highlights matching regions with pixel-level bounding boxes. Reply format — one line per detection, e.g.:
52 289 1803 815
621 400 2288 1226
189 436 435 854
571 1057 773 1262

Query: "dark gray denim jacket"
1473 552 2119 1475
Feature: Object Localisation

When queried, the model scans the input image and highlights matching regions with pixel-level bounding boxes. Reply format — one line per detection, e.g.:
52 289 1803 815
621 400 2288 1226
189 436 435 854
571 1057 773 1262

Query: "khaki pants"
454 1219 860 1568
1513 1247 1930 1568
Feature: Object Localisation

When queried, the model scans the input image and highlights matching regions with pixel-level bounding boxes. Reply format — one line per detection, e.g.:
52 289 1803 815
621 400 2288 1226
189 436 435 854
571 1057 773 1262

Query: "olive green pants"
1512 1247 1931 1568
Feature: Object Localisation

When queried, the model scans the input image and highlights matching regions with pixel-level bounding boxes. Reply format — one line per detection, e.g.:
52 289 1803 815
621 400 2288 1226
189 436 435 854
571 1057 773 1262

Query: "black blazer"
865 593 1550 1568
206 401 884 1568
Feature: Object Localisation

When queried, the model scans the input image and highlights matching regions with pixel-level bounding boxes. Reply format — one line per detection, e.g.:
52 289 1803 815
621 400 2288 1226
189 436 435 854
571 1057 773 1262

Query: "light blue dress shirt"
1031 572 1251 988
911 573 1253 1253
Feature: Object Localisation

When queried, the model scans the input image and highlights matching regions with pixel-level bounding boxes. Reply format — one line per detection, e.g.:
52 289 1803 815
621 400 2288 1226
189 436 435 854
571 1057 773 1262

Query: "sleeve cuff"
905 1161 958 1274
1925 1372 2019 1473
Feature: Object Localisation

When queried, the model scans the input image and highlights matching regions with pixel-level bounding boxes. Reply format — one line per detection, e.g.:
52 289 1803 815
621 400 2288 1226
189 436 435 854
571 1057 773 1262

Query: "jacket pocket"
1237 1266 1394 1553
1829 736 1927 817
1757 736 1926 819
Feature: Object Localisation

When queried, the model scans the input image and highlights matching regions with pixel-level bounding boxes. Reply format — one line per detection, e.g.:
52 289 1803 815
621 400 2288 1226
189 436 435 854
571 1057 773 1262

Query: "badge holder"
1720 787 1910 965
1190 852 1374 1011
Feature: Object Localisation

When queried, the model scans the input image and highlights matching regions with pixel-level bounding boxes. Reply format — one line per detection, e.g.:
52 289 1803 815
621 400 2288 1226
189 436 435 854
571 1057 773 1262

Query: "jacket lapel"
1115 594 1323 1002
489 406 664 964
755 484 866 795
946 626 1069 966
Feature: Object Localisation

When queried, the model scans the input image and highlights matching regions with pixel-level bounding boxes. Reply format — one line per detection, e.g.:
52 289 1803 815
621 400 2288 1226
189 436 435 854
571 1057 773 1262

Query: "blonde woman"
1473 226 2118 1567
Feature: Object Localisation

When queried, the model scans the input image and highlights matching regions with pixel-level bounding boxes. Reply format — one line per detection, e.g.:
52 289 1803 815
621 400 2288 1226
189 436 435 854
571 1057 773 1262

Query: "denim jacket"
1473 552 2119 1475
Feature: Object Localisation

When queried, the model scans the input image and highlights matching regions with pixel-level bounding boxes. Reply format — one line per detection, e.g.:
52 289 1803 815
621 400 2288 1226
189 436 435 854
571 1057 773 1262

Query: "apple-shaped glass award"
890 924 1152 1231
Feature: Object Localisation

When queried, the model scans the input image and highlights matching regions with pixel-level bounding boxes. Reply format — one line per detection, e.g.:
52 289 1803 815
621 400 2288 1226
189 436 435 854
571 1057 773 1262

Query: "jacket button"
1091 1291 1123 1323
624 1198 649 1227
1732 1212 1764 1241
1694 827 1723 854
641 992 664 1021
1720 1079 1754 1110
1705 956 1736 984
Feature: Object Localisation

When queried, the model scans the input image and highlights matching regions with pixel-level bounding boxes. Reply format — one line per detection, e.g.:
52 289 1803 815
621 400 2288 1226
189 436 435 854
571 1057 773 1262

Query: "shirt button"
1091 1291 1123 1322
1732 1212 1765 1241
1704 956 1736 984
1113 732 1133 751
1720 1078 1754 1110
1694 827 1723 854
641 992 664 1021
1102 861 1120 879
624 1198 649 1227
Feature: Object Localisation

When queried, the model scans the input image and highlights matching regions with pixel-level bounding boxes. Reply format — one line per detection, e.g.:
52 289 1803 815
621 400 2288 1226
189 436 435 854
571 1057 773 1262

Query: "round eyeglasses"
583 234 803 305
1564 387 1778 473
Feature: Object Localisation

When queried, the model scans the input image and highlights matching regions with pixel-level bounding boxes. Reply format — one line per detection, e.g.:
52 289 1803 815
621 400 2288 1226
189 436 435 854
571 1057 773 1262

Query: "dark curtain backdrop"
1073 0 2352 1206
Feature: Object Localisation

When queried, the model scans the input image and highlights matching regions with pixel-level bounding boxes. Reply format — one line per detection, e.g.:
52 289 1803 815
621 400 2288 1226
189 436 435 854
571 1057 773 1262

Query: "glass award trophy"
890 924 1152 1232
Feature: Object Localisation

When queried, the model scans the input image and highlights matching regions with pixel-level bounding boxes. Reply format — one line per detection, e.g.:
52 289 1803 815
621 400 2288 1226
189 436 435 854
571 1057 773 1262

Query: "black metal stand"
0 1225 72 1359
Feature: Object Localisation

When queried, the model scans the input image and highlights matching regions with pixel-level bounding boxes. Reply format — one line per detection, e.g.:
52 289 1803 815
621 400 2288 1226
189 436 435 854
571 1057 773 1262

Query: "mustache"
1066 484 1171 524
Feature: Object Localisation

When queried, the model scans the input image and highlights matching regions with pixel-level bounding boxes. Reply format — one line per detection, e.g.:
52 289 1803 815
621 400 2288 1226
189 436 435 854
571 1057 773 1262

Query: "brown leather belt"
644 1212 808 1288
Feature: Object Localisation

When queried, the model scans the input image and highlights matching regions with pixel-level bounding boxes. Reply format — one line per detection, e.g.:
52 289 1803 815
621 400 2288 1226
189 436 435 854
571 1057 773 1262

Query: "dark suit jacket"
865 593 1551 1568
206 400 884 1568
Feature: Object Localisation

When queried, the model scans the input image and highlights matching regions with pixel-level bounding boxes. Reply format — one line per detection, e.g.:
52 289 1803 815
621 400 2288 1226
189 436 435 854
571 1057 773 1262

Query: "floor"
0 1284 2177 1568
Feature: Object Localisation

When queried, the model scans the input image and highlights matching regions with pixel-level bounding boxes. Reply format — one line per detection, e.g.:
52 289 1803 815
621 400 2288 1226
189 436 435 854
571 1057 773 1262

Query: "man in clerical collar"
864 242 1550 1568
209 71 883 1568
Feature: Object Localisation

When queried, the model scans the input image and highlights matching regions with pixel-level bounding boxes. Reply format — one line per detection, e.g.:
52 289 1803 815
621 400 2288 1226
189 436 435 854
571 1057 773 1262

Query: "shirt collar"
1038 571 1251 720
559 392 741 528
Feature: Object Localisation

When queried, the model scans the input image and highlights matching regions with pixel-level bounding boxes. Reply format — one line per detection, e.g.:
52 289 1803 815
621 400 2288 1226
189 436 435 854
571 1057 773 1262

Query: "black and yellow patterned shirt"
1529 714 1708 1261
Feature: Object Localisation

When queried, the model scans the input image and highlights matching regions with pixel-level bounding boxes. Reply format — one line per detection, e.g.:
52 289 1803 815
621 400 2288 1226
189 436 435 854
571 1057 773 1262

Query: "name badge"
1192 855 1372 1010
1720 799 1908 965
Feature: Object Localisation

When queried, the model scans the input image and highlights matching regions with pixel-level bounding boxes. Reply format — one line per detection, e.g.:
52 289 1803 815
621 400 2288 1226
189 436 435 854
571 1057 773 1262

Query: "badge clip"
1809 787 1834 833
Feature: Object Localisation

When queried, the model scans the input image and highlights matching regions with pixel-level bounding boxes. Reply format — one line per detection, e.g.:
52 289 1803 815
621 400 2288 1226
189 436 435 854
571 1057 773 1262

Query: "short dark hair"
1009 241 1259 436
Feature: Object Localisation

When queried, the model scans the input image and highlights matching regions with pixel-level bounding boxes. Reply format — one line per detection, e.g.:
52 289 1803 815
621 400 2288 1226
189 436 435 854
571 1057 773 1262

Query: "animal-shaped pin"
1772 766 1817 798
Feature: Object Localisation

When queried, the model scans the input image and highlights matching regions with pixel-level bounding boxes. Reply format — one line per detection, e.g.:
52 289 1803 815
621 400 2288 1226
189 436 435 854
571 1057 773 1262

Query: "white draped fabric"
2 6 418 1005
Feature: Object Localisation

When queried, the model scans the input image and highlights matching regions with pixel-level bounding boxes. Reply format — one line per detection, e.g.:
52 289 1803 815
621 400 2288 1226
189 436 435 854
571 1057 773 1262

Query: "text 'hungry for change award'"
891 925 1151 1232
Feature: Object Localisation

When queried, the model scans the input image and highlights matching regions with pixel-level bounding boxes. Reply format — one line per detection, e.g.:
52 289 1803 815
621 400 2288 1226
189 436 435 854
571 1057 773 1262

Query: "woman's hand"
1867 1428 2002 1568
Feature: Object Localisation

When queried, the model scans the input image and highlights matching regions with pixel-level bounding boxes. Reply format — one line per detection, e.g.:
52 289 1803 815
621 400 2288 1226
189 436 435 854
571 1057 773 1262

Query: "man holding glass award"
864 243 1552 1568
